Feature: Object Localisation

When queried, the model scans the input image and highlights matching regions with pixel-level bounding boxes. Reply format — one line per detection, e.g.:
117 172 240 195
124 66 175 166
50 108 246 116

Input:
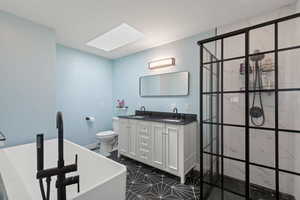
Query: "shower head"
250 49 265 62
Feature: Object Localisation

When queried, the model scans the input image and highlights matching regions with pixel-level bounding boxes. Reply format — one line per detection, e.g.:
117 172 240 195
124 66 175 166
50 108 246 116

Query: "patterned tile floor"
106 151 294 200
108 151 200 200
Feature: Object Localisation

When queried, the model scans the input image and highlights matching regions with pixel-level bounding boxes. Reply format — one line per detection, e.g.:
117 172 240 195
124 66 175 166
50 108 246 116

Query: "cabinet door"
137 121 151 163
118 119 129 154
151 122 165 169
128 120 137 157
165 124 179 173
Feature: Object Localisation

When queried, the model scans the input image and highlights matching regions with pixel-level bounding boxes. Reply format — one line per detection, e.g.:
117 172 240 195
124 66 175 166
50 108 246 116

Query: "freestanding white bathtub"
0 139 126 200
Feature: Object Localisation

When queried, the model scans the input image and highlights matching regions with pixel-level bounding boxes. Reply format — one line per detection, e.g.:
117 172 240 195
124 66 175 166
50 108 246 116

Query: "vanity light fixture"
148 58 175 70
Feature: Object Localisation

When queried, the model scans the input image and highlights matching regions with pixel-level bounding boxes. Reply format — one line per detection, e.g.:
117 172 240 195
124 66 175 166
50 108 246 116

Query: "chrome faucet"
140 106 146 112
173 107 178 114
173 107 180 119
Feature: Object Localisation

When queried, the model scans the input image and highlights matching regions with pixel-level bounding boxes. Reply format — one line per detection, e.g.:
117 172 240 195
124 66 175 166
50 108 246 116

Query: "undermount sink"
129 115 146 119
162 118 183 123
126 115 185 123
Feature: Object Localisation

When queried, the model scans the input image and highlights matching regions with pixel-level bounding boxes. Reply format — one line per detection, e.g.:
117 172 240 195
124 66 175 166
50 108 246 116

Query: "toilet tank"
112 117 119 134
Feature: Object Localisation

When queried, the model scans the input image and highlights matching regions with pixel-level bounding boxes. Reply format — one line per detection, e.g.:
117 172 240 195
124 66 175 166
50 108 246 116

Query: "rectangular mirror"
139 71 189 97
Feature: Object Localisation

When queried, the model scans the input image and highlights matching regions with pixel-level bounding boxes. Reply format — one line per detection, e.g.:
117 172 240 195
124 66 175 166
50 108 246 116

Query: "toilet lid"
96 130 116 137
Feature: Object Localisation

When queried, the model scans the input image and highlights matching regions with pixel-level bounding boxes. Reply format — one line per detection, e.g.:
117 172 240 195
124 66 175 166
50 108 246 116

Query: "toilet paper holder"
85 117 95 121
0 131 6 147
0 131 6 141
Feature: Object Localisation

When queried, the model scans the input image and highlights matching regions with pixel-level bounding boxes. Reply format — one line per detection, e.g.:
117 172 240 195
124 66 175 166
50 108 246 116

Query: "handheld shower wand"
249 50 266 126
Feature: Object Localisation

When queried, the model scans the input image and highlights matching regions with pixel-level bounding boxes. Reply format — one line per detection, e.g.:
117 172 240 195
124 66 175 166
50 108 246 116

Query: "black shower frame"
201 45 221 200
198 12 300 200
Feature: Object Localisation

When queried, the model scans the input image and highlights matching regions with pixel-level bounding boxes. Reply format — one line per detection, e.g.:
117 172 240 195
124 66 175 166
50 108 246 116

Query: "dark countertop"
118 110 197 125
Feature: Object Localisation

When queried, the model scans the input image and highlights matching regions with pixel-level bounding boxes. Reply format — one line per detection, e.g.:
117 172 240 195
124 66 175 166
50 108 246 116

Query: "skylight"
86 23 144 52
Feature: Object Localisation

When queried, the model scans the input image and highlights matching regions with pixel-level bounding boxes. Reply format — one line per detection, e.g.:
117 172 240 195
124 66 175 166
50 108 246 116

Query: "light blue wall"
112 31 214 117
56 45 113 146
112 31 214 160
0 8 213 148
0 11 56 147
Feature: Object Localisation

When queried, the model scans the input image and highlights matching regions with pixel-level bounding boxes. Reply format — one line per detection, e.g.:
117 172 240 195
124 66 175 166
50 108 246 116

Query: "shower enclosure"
198 13 300 200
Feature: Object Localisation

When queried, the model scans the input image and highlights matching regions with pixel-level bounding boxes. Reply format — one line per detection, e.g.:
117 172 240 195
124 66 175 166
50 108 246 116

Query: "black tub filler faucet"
36 112 80 200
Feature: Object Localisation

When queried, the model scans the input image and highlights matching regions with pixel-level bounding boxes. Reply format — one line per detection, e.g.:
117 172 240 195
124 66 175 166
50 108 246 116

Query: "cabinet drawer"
139 148 151 161
138 127 150 136
139 135 151 149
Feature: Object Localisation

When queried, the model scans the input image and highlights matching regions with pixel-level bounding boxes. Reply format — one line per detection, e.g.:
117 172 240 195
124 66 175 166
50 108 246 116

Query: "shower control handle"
63 175 80 192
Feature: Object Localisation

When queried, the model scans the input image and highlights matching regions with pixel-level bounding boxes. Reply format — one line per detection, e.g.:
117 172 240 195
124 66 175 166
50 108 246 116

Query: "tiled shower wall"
204 4 300 198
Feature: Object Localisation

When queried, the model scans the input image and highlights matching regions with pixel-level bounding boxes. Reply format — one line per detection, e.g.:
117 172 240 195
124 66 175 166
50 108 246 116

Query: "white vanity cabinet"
151 122 165 169
118 118 197 184
118 118 129 155
118 118 138 157
165 124 180 174
136 121 152 163
128 120 137 157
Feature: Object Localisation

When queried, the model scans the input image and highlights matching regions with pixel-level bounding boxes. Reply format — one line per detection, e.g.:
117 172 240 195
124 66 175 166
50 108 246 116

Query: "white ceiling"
0 0 296 59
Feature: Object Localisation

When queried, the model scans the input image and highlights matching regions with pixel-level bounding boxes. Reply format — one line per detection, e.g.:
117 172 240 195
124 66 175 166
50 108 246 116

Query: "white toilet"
96 117 119 156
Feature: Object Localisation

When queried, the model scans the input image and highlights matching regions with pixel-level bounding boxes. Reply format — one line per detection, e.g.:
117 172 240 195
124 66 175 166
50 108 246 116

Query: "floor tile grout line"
106 151 201 200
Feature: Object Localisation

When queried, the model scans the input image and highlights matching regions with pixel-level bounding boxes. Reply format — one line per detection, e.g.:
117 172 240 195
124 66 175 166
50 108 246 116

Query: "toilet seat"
95 117 119 157
96 131 117 139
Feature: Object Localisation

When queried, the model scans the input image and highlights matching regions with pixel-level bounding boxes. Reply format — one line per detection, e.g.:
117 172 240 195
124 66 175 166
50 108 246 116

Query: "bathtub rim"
0 139 126 199
63 139 127 199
